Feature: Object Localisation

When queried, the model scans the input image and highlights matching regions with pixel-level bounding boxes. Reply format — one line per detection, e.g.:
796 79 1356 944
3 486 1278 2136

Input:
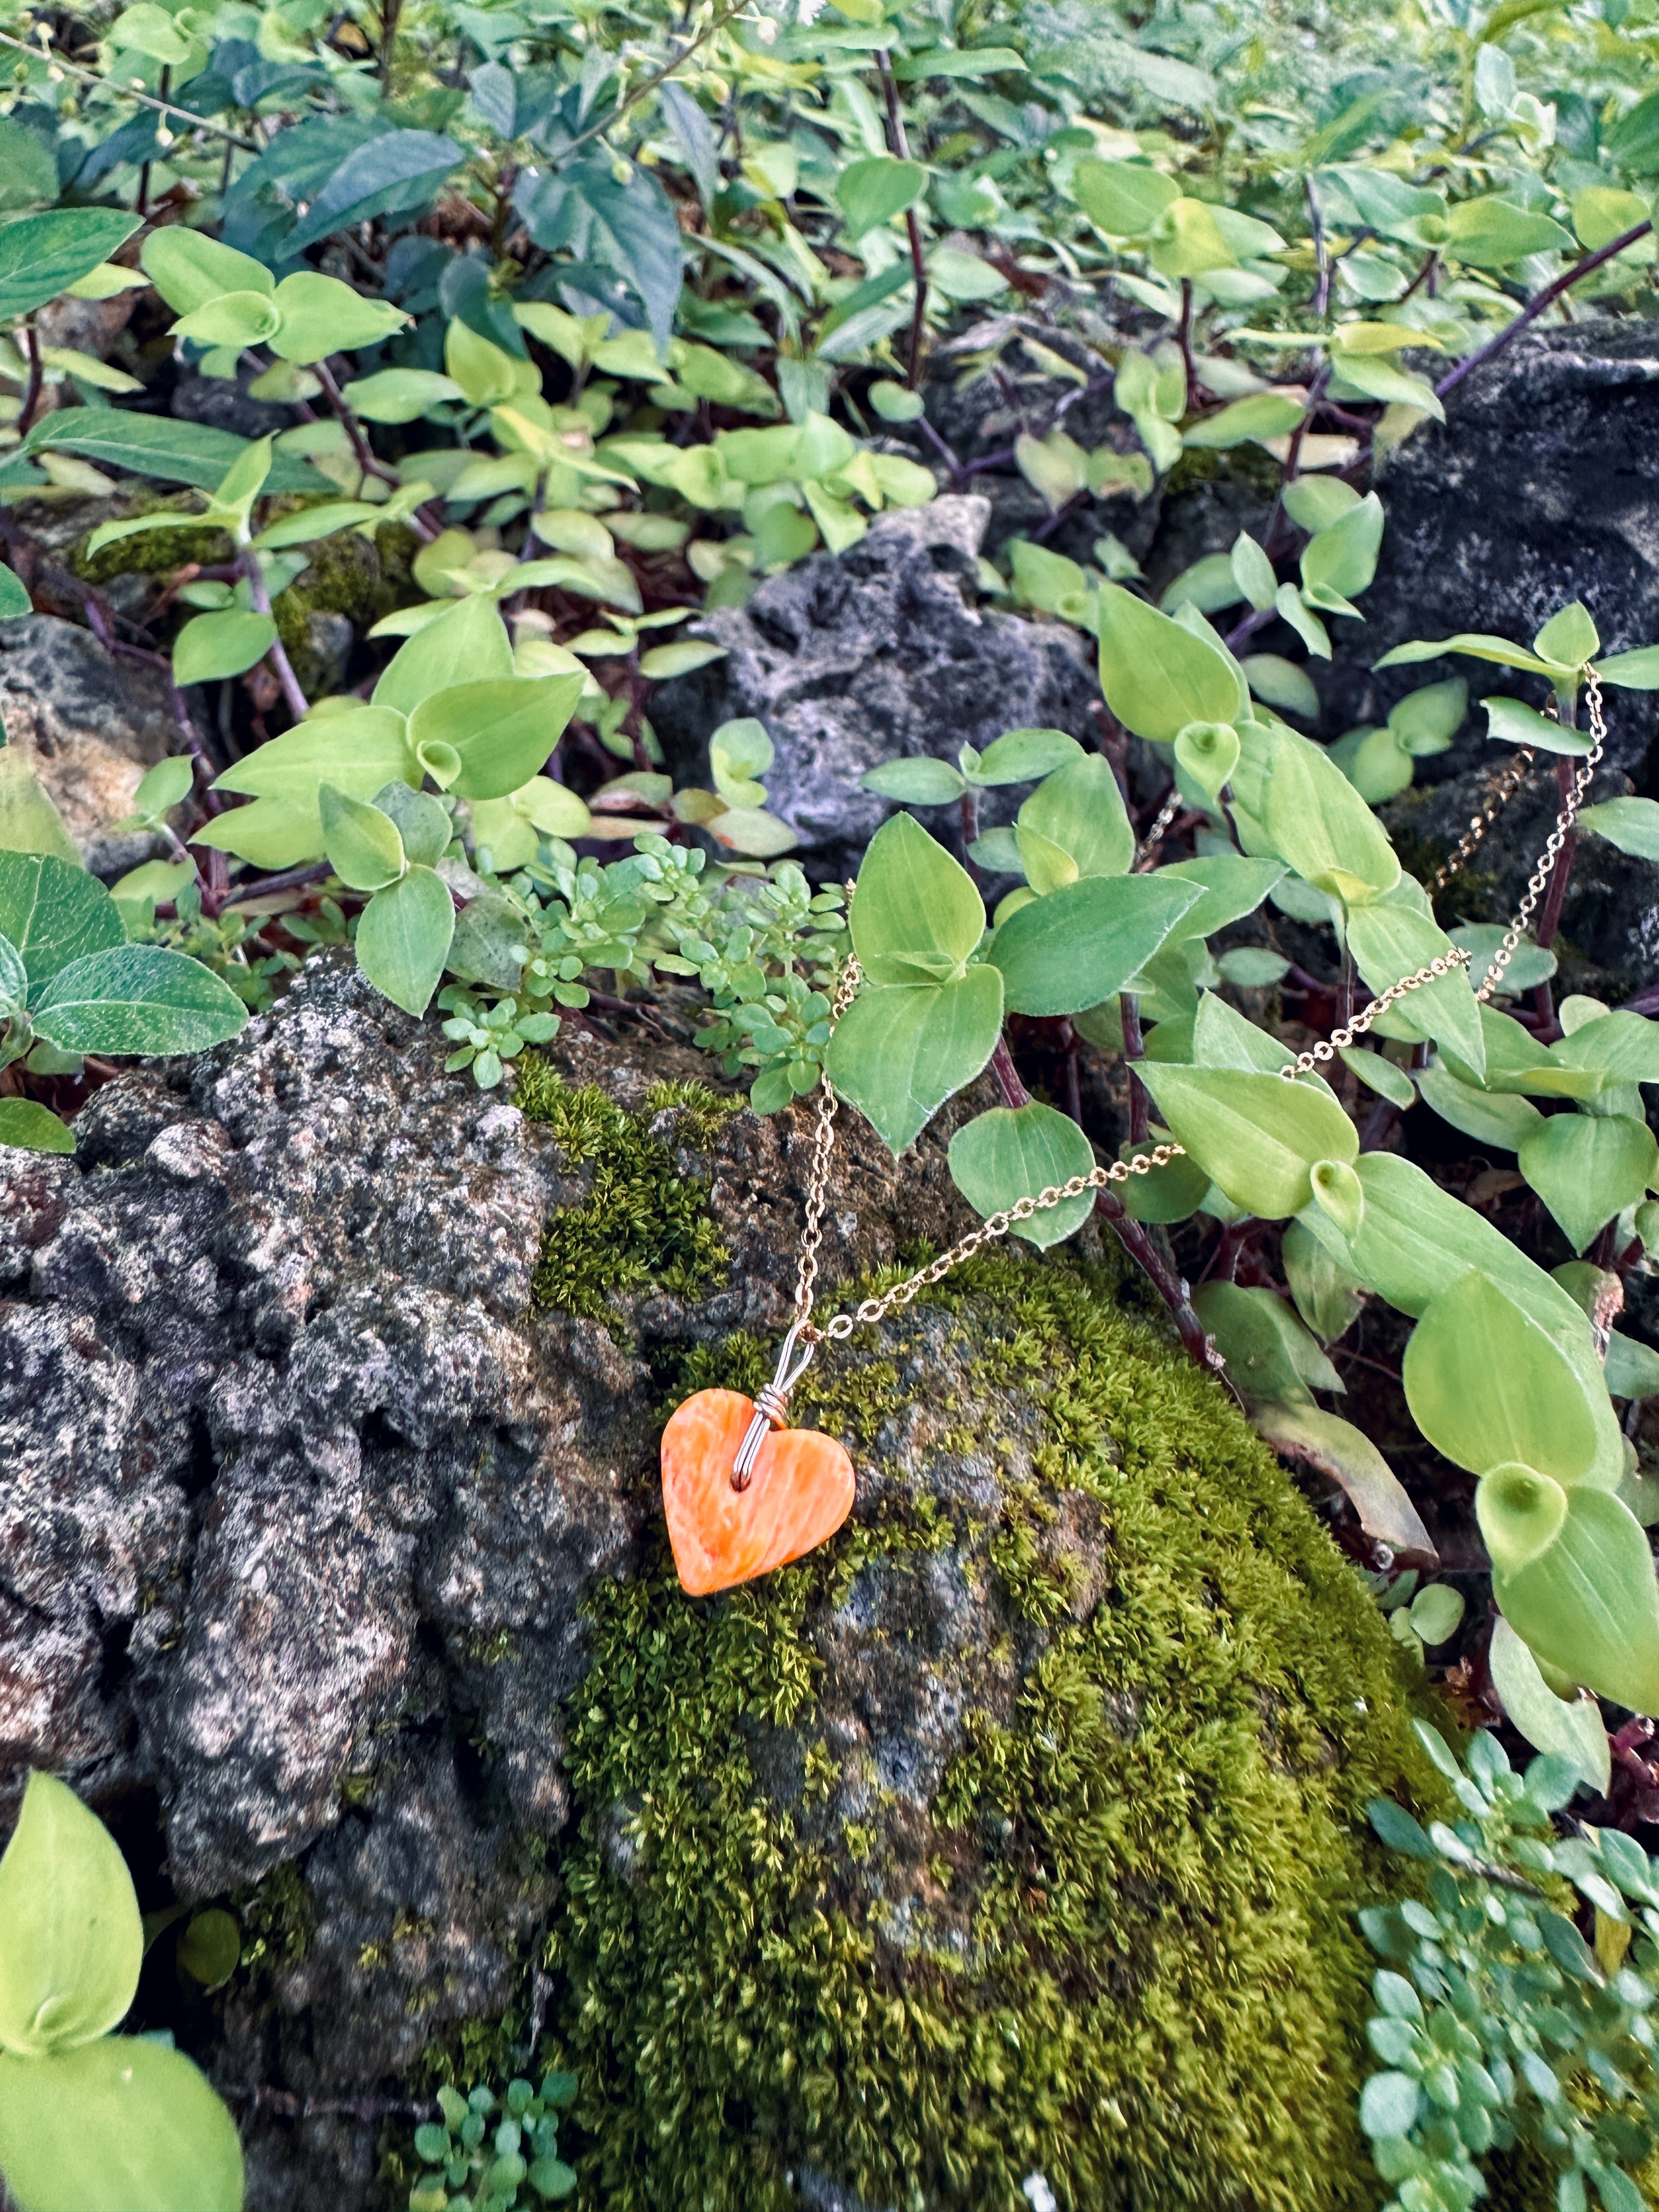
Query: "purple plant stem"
1436 222 1653 400
1121 991 1149 1143
239 551 309 721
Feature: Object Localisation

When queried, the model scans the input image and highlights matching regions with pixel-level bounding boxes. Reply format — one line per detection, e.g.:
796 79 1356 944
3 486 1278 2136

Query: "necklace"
659 675 1604 1598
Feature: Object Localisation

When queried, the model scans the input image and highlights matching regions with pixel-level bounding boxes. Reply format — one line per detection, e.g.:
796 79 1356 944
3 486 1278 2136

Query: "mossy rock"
540 1247 1438 2212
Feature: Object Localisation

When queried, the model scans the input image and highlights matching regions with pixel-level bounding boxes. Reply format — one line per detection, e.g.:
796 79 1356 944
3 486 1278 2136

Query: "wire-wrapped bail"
731 1320 816 1489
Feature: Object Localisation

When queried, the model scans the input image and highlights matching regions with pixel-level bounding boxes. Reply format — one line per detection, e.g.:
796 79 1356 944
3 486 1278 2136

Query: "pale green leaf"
354 865 455 1017
0 1773 142 2057
948 1101 1096 1247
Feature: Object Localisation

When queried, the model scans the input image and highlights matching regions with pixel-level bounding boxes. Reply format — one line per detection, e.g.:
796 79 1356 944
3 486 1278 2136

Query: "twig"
550 0 748 168
1305 176 1330 318
0 30 261 151
1176 278 1199 411
1121 992 1148 1144
239 552 309 721
16 326 42 437
311 358 401 492
137 65 169 216
222 861 332 904
1436 221 1654 400
876 51 929 389
990 1034 1030 1108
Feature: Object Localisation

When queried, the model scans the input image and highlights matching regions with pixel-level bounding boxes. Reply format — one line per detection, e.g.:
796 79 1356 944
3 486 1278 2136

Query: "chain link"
789 673 1607 1341
1466 669 1604 1005
1429 748 1538 895
1133 788 1183 871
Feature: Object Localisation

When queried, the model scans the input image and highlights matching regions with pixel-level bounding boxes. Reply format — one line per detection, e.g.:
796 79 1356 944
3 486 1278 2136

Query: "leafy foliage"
1362 1722 1659 2212
0 1772 243 2212
407 2072 577 2212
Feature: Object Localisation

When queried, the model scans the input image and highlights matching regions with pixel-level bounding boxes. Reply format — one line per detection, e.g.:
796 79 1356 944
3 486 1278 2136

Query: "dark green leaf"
27 412 329 494
989 873 1202 1016
948 1101 1096 1247
286 132 464 254
0 208 140 325
827 969 1003 1154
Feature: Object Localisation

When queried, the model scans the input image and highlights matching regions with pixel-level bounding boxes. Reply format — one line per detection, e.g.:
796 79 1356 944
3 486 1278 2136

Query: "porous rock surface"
0 956 1430 2212
652 494 1101 872
0 613 180 874
1339 320 1659 778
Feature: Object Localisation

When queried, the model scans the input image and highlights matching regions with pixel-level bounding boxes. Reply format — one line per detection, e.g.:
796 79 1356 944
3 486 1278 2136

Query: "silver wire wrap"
732 1321 817 1489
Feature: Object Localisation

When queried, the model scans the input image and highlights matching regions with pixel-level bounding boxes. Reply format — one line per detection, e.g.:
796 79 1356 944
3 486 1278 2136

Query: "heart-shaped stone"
660 1387 856 1596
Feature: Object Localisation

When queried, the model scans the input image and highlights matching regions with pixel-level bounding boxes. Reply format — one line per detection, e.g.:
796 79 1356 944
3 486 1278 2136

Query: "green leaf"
1519 1111 1658 1254
1402 1269 1601 1482
0 2035 242 2212
27 413 328 495
1534 602 1599 667
372 782 452 868
1482 695 1593 755
286 130 464 255
354 864 455 1018
32 945 249 1057
0 563 29 619
1346 901 1483 1073
172 611 276 687
374 596 514 718
990 873 1203 1017
0 1098 72 1153
1135 1063 1357 1219
176 1909 241 1992
1340 1046 1416 1111
318 786 405 893
1484 1479 1659 1714
1579 797 1659 861
1193 1281 1341 1404
827 969 1005 1154
1283 1215 1367 1340
1358 2071 1420 2140
1571 184 1651 250
343 369 464 425
1373 631 1558 678
1445 195 1573 266
1148 196 1239 278
836 154 926 240
1299 493 1385 605
268 270 407 364
1255 724 1401 903
1550 1010 1659 1085
0 209 141 326
1182 392 1306 449
1096 585 1245 742
1158 856 1285 940
139 228 273 315
1174 721 1240 800
1243 656 1319 718
1592 644 1659 690
1311 1157 1365 1237
1328 354 1444 421
1407 1584 1464 1645
1487 1615 1610 1796
0 749 78 864
1415 1063 1540 1151
1074 159 1180 236
0 1772 142 2057
252 501 382 553
0 852 123 994
408 675 585 804
1014 756 1132 882
170 290 283 349
1250 1401 1433 1553
850 812 985 984
1230 534 1278 614
859 758 967 806
947 1101 1096 1247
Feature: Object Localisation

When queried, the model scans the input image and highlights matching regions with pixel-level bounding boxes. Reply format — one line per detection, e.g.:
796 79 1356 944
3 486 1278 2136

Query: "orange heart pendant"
661 1387 855 1596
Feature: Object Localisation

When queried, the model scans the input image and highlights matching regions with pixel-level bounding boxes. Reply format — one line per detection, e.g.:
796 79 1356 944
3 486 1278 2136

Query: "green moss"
70 492 233 583
234 1860 314 1980
543 1251 1441 2212
517 1063 735 1325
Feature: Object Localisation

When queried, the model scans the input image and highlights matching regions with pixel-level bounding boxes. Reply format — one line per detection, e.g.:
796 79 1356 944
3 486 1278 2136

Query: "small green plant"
407 2072 577 2212
0 1771 243 2212
0 850 247 1152
1362 1722 1659 2212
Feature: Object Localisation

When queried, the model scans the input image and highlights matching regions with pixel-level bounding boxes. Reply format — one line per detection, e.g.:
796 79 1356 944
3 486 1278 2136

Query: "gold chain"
1465 668 1604 1003
1429 748 1538 894
787 670 1606 1340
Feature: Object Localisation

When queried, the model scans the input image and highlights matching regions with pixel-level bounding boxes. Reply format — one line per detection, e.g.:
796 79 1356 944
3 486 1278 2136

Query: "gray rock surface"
0 614 181 874
1337 320 1659 777
0 954 983 2208
651 495 1102 873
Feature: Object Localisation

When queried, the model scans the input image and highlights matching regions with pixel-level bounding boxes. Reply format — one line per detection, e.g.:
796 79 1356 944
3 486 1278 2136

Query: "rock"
0 955 1435 2211
1340 320 1659 778
0 613 181 874
650 495 1102 874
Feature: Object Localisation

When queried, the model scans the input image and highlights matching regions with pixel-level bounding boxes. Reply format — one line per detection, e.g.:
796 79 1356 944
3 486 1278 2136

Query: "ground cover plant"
4 0 1659 2203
